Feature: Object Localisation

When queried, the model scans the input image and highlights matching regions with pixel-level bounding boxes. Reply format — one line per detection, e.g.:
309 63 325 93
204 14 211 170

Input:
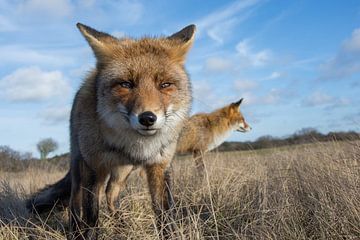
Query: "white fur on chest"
207 130 232 151
104 127 174 164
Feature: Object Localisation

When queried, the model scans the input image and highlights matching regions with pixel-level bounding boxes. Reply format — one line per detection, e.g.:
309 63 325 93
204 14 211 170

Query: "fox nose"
138 111 157 127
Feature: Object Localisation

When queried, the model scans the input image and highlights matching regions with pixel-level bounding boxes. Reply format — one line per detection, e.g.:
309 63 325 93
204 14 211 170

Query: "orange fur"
106 99 251 213
177 98 251 154
27 23 196 239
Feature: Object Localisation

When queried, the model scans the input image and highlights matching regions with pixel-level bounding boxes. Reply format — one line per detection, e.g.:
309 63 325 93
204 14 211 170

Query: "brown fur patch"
176 101 250 154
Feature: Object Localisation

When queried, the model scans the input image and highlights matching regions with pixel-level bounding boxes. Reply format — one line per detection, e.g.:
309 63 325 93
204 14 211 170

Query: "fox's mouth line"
237 127 247 132
140 128 161 131
136 128 159 136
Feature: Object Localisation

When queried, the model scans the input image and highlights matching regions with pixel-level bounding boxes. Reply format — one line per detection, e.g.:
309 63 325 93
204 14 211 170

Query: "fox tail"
26 171 71 213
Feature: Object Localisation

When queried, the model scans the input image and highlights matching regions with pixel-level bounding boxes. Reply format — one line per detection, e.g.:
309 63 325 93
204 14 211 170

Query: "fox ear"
232 98 244 107
168 24 196 63
77 23 116 60
168 24 196 43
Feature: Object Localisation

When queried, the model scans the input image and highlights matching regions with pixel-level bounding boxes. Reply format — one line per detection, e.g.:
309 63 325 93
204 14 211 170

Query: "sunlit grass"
1 141 359 239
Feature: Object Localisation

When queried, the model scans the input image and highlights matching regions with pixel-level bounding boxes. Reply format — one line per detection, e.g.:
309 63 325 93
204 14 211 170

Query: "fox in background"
176 98 251 171
106 98 251 214
26 23 196 239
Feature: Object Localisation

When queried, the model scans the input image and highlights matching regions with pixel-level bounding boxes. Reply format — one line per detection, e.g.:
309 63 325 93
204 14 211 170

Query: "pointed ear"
232 98 244 108
168 24 196 42
76 23 117 60
168 24 196 63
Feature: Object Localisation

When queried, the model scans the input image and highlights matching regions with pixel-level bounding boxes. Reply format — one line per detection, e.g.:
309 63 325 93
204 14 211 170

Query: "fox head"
227 98 251 133
77 23 195 137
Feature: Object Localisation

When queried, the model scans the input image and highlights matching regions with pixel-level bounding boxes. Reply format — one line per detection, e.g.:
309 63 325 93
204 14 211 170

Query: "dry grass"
0 141 359 239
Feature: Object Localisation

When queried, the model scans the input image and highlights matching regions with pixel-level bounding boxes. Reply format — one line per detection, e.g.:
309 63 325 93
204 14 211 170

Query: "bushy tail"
26 171 71 214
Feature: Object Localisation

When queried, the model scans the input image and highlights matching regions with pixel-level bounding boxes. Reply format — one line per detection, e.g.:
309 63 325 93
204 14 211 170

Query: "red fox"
27 23 195 239
177 98 251 154
176 98 251 173
106 98 251 213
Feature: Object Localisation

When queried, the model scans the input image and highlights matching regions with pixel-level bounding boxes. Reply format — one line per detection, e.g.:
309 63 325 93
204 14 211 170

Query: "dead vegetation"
0 141 359 239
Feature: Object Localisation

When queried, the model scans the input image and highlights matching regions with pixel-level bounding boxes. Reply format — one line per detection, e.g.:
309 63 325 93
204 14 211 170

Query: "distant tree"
257 135 276 142
295 127 319 136
256 135 278 148
37 138 58 160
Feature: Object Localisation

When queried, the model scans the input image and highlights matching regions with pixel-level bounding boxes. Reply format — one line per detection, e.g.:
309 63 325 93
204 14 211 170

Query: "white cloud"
343 28 360 52
237 91 258 105
196 0 260 44
262 88 283 104
16 0 73 18
302 91 333 107
206 17 238 44
0 66 71 102
236 39 272 67
0 45 75 66
39 105 71 124
237 88 292 106
204 57 234 72
69 63 93 78
1 0 144 27
265 71 282 80
192 80 215 103
320 28 360 80
192 80 217 112
202 39 274 75
302 91 351 109
325 97 351 110
192 80 235 112
234 79 258 91
73 0 144 25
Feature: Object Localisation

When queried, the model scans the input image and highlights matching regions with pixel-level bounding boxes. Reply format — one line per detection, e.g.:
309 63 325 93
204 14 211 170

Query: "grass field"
0 141 359 239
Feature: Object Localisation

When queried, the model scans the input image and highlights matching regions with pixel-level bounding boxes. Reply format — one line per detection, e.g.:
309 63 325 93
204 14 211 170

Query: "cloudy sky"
1 0 360 157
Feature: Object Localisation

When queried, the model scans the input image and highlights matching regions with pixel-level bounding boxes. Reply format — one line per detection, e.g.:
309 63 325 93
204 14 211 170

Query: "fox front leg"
145 162 176 238
81 161 107 240
105 165 134 214
68 155 84 240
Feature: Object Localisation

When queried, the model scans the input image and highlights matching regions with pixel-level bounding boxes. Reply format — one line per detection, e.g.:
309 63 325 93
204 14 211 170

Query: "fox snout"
138 111 157 127
237 122 252 133
129 110 165 136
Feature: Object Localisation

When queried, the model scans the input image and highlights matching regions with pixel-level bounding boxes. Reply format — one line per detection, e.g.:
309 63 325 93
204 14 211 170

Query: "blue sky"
1 0 360 157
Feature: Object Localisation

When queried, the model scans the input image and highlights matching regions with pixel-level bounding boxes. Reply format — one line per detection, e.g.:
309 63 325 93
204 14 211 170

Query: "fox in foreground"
106 98 251 213
27 23 196 239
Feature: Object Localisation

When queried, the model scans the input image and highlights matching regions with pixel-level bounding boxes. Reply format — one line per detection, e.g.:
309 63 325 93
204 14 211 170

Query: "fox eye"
160 82 172 89
119 81 134 89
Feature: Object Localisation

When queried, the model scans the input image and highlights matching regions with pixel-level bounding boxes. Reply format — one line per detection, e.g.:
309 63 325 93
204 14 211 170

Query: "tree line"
1 128 359 172
217 128 360 152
